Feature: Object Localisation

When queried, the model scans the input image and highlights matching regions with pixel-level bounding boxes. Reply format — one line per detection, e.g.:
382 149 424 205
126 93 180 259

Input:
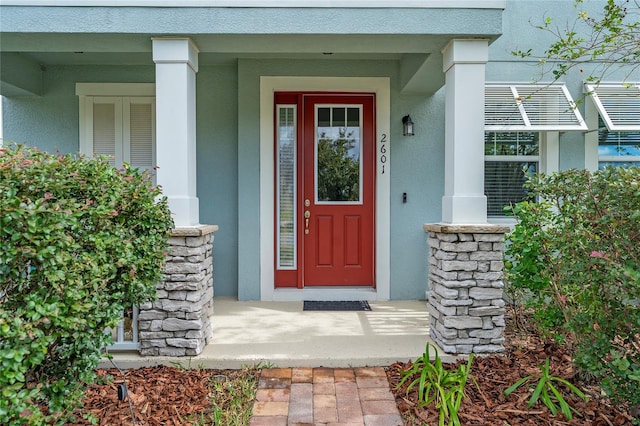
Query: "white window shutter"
77 87 154 175
485 84 587 131
585 83 640 131
92 102 117 167
127 101 154 171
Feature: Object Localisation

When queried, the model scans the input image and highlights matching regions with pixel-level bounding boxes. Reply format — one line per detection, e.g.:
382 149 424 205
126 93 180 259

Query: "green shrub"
0 145 174 424
505 167 640 413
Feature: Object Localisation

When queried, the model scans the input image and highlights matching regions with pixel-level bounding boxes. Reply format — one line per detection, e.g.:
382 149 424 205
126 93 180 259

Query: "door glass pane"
316 106 362 203
347 108 359 126
277 106 296 269
332 108 346 126
318 108 330 127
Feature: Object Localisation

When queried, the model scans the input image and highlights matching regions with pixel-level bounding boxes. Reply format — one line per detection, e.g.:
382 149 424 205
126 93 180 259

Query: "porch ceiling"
0 34 463 96
0 5 503 96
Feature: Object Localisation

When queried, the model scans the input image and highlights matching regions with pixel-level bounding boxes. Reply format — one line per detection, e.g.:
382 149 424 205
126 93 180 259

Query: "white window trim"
76 83 155 97
77 83 156 164
584 94 600 172
599 156 640 163
485 83 587 132
259 76 390 302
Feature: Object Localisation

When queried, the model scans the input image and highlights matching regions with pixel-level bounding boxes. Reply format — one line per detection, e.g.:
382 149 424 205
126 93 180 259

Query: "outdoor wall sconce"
402 115 415 136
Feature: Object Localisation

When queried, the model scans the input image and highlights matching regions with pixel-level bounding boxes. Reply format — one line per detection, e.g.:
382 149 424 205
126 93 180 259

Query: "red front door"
274 93 375 288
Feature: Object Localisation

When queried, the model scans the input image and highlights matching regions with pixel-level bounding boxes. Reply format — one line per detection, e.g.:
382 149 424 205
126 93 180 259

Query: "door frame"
259 76 391 301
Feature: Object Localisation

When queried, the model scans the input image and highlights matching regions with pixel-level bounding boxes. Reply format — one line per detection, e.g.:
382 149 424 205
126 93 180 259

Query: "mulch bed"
73 308 636 425
386 311 636 426
71 366 246 425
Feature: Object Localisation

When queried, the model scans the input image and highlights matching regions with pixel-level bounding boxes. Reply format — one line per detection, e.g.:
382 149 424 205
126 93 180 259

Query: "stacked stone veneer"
138 225 218 356
424 223 509 354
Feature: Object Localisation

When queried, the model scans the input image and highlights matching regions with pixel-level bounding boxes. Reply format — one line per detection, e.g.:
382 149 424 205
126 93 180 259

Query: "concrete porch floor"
106 297 455 370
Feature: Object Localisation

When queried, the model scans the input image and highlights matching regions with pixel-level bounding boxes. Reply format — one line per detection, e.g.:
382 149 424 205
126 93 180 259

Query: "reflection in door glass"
316 107 361 202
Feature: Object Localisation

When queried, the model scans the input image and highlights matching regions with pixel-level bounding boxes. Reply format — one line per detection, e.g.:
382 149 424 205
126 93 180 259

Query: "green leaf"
504 376 531 396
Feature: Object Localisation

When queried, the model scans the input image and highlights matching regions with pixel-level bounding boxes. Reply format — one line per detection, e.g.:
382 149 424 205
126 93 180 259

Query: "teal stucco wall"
3 0 637 300
235 59 439 300
3 65 153 153
487 0 638 172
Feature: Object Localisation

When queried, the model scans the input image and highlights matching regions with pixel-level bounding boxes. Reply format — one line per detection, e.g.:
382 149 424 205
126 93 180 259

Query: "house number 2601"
380 133 387 174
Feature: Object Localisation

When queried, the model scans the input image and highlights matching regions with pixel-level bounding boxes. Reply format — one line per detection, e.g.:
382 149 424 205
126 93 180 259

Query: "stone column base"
424 223 509 354
139 224 218 356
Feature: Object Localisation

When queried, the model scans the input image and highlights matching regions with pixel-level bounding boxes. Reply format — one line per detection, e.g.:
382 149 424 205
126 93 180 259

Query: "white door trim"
259 76 391 301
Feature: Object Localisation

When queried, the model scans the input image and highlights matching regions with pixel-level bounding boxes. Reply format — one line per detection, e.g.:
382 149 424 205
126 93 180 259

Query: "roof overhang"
585 83 640 131
0 3 504 96
485 84 587 132
0 0 505 7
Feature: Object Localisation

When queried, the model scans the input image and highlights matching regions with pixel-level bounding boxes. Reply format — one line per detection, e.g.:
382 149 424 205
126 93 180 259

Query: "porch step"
104 298 460 370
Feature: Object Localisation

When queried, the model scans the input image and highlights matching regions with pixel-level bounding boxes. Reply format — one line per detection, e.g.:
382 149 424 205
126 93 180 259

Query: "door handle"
304 210 311 234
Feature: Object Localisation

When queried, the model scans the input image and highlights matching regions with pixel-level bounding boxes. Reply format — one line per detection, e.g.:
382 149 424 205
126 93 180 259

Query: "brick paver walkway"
249 367 403 426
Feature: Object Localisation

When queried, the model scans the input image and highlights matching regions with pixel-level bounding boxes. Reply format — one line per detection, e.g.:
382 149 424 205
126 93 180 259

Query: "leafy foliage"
504 358 587 420
504 167 640 412
513 0 640 82
0 145 173 424
398 343 475 426
316 130 360 202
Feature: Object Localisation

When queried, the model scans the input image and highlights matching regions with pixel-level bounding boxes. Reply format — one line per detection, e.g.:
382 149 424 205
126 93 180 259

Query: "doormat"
303 301 372 311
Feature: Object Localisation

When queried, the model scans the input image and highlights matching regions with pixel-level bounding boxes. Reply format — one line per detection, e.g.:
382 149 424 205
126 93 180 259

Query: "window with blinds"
598 116 640 169
277 105 297 269
485 132 539 216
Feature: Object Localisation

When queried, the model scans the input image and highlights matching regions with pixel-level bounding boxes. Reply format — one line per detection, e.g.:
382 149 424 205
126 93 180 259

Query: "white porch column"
441 39 489 224
152 37 200 226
